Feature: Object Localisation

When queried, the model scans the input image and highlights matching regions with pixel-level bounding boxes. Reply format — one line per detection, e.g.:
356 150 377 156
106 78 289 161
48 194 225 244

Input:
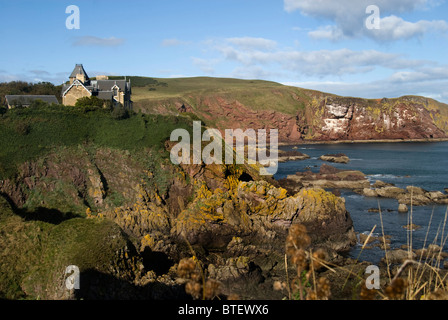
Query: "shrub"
75 96 105 108
14 121 30 136
111 105 129 120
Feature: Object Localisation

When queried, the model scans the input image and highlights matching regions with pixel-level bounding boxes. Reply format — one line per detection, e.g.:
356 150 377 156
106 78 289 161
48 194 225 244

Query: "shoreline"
278 137 448 147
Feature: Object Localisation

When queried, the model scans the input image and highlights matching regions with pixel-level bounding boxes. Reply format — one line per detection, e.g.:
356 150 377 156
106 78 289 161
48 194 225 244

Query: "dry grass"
277 193 448 300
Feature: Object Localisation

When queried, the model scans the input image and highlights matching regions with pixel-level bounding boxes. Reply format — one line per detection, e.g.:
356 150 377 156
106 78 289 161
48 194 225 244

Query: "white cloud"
192 36 448 103
284 0 448 41
211 39 421 77
388 65 448 82
72 36 125 47
284 0 428 17
308 25 345 41
369 15 448 41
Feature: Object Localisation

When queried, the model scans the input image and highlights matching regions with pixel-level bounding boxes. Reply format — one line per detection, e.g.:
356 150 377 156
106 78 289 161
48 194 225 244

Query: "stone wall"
63 84 91 106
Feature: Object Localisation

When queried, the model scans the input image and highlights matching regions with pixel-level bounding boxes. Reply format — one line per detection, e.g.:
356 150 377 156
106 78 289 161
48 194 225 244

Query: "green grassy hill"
0 105 192 179
123 76 317 116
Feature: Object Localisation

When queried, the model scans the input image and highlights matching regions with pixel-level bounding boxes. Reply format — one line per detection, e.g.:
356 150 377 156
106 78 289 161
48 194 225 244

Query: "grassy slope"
0 105 195 299
130 76 316 116
0 194 136 299
0 105 192 179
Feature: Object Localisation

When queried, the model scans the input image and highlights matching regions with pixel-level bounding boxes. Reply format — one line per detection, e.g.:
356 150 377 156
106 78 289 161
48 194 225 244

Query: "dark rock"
319 164 343 174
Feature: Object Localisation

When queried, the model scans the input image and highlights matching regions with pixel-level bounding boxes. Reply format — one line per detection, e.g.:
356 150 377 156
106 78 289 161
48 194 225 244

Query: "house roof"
69 64 89 80
5 95 59 106
97 91 113 100
62 79 92 97
91 80 130 92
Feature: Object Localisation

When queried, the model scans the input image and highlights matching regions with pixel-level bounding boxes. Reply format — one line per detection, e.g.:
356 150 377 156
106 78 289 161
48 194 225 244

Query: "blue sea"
275 141 448 264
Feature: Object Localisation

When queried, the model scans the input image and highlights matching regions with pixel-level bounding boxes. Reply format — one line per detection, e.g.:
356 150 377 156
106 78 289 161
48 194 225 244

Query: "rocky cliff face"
300 96 448 141
0 145 356 299
136 83 448 143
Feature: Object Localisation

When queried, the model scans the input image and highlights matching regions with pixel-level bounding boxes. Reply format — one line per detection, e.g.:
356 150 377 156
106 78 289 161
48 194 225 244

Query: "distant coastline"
279 137 448 146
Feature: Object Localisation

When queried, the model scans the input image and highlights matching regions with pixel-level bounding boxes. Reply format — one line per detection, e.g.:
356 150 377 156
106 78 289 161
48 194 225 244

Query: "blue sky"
1 0 448 102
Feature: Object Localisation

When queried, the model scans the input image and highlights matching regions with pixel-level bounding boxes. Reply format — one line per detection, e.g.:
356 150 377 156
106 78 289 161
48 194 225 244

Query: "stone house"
62 64 132 109
5 95 59 109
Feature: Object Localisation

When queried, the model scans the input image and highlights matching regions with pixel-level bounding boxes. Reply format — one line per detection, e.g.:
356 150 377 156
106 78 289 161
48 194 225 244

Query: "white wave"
360 231 380 237
367 174 399 180
345 194 362 199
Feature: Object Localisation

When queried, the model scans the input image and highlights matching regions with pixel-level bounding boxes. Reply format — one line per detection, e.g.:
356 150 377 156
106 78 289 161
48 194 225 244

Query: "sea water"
275 141 448 264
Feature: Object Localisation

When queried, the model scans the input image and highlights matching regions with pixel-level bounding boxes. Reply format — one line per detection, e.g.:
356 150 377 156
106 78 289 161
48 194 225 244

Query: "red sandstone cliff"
134 78 448 144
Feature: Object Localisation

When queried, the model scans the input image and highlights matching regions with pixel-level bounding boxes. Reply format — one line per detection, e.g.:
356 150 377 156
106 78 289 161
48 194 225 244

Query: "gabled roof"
62 79 92 97
5 95 59 106
70 64 89 80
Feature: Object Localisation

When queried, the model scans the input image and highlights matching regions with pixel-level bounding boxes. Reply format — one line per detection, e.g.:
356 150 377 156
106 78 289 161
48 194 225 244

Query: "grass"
0 194 136 299
352 201 448 300
130 76 314 116
279 193 448 300
0 104 193 179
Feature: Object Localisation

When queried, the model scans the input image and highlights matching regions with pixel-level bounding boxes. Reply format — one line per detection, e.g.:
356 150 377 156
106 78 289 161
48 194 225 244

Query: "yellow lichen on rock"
141 234 155 251
296 188 346 222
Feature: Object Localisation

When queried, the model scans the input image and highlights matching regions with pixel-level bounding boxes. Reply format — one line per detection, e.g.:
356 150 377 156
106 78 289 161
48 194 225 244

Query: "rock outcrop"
284 164 370 192
0 145 359 300
360 183 448 206
319 154 350 164
297 96 448 142
278 150 310 163
172 180 356 253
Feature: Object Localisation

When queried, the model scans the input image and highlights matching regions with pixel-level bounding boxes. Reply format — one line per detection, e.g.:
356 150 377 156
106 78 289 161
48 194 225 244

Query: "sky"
1 0 448 102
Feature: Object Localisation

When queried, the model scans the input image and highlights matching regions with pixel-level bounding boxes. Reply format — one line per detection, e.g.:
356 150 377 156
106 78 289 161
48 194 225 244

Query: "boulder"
406 186 427 195
319 154 350 164
277 150 310 163
397 187 448 206
383 249 416 264
375 186 406 198
319 163 343 174
362 188 378 197
398 204 409 213
358 233 377 245
372 180 395 188
403 223 421 231
173 180 357 253
286 165 369 190
398 193 432 206
426 191 447 201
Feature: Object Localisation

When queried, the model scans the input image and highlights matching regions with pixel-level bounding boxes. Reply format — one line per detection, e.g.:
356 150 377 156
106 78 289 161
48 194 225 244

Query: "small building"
62 64 132 109
5 95 60 109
